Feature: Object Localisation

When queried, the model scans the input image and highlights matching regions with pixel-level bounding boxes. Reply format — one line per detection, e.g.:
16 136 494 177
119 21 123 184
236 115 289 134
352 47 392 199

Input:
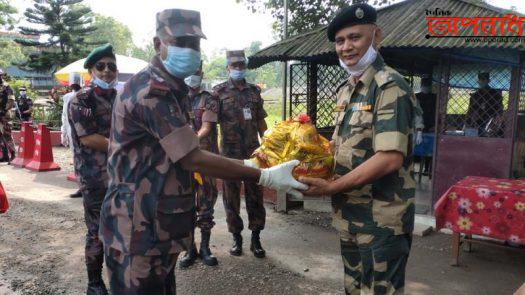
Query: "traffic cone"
11 122 35 168
25 123 60 172
0 182 8 214
67 172 78 182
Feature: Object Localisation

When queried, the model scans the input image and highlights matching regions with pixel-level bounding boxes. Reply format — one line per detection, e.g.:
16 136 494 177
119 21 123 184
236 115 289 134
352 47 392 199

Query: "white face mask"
92 76 117 90
339 29 378 77
420 86 431 94
184 75 202 89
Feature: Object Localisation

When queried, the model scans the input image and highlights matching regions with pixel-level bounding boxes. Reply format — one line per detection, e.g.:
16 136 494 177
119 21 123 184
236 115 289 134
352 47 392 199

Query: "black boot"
250 231 266 258
70 190 83 198
86 268 108 295
229 233 242 256
179 244 198 268
199 230 218 266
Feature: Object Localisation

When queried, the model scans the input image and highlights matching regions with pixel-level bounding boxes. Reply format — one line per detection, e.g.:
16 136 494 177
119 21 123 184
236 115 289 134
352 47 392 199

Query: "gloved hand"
416 130 423 145
243 159 259 168
61 133 69 147
258 160 309 198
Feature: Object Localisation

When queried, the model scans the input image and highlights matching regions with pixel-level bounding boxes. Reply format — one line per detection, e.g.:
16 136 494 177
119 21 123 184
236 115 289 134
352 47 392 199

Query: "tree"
130 43 155 62
85 14 134 55
0 0 17 29
15 0 99 71
0 39 25 69
237 0 392 37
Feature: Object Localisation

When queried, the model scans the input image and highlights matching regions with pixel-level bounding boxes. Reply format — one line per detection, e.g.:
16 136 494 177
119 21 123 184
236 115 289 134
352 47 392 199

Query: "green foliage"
0 39 25 69
15 0 100 71
0 0 17 28
7 79 38 100
85 14 134 55
130 43 155 62
236 0 391 37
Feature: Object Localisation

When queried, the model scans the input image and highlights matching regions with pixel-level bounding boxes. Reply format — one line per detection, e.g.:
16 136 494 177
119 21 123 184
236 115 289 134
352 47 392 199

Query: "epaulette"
148 79 170 98
76 88 89 100
247 83 261 93
374 66 404 90
212 81 228 92
335 78 350 93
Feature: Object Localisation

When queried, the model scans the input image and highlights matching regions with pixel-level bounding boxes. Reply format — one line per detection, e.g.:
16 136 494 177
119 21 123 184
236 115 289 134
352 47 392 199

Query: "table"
434 176 525 265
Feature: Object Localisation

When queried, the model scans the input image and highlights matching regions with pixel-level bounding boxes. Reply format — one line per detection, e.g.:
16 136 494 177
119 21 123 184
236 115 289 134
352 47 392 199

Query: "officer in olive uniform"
179 66 220 268
301 4 416 294
213 50 268 258
16 86 33 122
69 43 118 295
466 72 503 136
99 9 305 294
0 70 15 162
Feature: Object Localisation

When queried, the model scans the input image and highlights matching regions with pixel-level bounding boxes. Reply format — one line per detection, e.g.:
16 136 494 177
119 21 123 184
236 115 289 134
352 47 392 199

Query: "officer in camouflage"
69 43 118 295
301 3 416 294
99 9 306 294
16 86 34 122
179 65 220 268
0 70 15 162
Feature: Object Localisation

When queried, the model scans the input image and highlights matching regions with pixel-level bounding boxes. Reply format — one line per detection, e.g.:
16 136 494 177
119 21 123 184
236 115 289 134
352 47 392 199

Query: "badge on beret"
356 8 364 19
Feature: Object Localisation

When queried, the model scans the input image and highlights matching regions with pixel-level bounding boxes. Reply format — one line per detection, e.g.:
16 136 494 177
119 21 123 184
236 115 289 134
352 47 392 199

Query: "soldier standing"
301 4 416 294
99 9 306 294
0 70 16 162
69 43 118 295
213 50 268 258
16 86 33 122
466 72 503 136
179 66 219 267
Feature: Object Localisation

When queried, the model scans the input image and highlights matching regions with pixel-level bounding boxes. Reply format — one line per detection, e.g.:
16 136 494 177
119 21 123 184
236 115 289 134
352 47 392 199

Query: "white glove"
258 160 309 198
416 130 423 145
243 159 259 168
61 133 69 147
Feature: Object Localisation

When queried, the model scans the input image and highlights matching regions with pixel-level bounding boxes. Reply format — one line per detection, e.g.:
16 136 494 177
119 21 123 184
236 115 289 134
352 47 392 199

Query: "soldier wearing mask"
301 3 416 294
16 86 33 122
179 65 220 268
213 50 268 259
0 70 16 162
99 9 306 293
466 72 503 136
69 43 118 295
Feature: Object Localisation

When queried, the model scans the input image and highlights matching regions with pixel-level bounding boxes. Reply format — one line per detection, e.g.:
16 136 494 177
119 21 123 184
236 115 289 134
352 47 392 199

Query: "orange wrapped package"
252 114 334 179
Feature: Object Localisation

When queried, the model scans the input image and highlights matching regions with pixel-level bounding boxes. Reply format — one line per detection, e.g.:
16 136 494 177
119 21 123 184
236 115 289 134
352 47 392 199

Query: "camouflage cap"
156 9 206 39
226 50 246 64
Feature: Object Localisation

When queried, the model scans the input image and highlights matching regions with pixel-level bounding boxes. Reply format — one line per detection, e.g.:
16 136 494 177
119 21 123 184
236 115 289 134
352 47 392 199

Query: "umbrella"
54 54 148 86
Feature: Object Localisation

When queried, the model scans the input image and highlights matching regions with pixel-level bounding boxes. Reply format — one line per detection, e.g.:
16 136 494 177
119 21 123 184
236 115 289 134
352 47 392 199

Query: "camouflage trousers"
82 186 106 270
105 247 179 294
196 175 218 231
0 117 15 159
339 230 412 295
222 180 265 234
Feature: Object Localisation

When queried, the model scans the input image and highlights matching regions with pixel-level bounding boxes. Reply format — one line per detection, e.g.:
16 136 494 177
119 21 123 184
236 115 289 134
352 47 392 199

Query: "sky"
11 0 525 57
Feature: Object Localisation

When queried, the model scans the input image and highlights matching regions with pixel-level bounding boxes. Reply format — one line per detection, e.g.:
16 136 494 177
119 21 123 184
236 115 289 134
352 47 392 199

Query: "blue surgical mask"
184 75 202 89
229 69 246 81
162 46 201 79
92 76 117 90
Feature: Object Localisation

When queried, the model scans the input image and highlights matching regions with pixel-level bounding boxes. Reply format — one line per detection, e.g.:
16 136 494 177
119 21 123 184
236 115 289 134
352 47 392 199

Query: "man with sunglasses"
99 9 306 294
69 43 118 295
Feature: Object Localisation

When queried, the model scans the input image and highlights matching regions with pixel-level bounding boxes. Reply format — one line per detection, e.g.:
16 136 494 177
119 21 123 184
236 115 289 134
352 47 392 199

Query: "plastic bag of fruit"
252 114 333 179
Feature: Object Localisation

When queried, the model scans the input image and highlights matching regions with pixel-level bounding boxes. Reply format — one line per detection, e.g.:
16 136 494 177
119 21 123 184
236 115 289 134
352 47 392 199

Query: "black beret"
478 72 490 80
327 3 377 42
84 43 116 69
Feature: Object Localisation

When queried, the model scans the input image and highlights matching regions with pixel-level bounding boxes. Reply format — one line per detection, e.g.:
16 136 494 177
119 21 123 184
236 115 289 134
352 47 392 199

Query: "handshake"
243 159 322 198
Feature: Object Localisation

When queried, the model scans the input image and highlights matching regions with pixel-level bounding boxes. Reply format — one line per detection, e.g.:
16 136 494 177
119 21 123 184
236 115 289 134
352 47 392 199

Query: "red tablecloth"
435 176 525 245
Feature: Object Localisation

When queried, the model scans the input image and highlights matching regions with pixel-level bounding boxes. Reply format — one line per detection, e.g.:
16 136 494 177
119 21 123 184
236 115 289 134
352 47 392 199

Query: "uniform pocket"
154 194 195 243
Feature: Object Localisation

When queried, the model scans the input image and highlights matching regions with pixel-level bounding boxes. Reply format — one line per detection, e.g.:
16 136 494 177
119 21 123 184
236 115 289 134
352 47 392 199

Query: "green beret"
327 3 377 42
83 43 116 69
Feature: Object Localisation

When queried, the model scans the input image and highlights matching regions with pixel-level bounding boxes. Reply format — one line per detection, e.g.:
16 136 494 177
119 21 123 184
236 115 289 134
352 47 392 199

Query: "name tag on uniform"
352 103 373 111
334 105 345 112
243 108 252 120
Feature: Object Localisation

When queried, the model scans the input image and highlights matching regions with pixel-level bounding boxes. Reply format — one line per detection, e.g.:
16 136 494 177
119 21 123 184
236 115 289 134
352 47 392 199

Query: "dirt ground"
0 147 524 295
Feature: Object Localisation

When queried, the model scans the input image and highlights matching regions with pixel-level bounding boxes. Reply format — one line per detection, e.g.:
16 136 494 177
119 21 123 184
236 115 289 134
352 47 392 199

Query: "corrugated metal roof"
249 0 524 68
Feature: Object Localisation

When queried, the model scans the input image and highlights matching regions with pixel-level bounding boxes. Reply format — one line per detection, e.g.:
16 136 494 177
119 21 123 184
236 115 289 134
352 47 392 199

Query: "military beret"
156 9 206 39
478 72 490 80
83 43 116 69
226 50 246 64
327 3 377 42
19 86 26 91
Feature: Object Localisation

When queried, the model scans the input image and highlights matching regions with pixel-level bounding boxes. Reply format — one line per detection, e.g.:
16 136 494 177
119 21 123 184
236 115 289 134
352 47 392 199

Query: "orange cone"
25 123 60 172
0 182 8 214
11 122 35 168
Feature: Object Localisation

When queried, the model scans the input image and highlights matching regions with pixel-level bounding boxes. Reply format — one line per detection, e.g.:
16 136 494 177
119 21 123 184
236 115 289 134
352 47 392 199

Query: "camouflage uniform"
213 77 267 234
68 86 115 271
100 55 199 293
332 55 416 295
188 89 219 231
0 83 15 160
17 94 33 122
